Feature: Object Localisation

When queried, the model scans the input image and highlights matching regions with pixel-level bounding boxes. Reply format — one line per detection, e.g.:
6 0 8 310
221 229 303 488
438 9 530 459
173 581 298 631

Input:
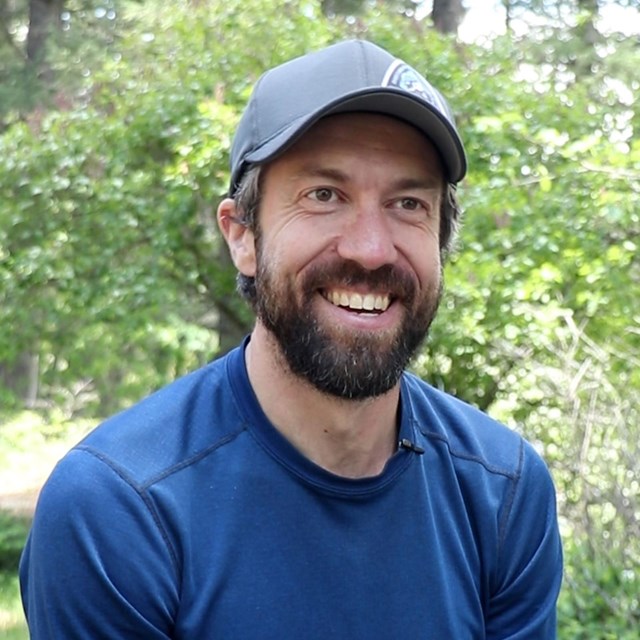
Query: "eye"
399 197 421 211
307 187 338 203
390 196 429 214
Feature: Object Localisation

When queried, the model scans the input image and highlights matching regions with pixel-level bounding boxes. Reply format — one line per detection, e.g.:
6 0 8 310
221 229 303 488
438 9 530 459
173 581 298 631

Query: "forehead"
265 113 444 184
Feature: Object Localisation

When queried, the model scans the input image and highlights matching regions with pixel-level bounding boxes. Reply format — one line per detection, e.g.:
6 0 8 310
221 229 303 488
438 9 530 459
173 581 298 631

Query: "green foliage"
0 0 638 632
559 536 640 639
0 570 28 638
1 0 340 411
0 514 29 572
413 28 639 407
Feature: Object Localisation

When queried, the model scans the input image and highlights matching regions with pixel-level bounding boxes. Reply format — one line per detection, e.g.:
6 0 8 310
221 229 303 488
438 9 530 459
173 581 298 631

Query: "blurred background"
0 0 638 637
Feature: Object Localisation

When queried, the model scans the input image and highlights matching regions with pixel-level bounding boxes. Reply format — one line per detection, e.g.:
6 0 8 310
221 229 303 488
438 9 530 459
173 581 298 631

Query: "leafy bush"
0 513 30 572
558 536 639 639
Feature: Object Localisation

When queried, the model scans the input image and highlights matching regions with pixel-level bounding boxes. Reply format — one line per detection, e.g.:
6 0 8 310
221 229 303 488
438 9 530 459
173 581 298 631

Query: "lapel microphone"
399 438 425 455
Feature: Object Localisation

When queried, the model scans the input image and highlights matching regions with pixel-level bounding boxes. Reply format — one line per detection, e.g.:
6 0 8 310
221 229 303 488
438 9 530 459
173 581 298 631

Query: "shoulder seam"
420 430 520 480
74 426 247 580
495 438 525 572
141 427 247 489
74 445 181 577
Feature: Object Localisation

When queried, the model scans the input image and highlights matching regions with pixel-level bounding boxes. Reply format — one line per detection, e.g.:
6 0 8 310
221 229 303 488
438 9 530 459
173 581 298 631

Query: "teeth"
326 290 390 312
362 295 375 311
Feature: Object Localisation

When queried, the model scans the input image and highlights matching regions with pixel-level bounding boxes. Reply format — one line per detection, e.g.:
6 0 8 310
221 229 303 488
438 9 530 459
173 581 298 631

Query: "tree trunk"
576 0 600 45
321 0 366 16
432 0 466 35
502 0 513 33
26 0 63 65
0 353 40 407
573 0 601 77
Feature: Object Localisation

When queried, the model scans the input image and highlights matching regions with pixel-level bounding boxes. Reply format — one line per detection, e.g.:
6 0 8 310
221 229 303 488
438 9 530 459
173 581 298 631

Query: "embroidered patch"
381 59 449 115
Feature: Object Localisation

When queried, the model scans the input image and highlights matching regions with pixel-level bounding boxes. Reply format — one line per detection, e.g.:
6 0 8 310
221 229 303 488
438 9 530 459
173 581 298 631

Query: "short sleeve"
20 447 180 639
485 441 563 639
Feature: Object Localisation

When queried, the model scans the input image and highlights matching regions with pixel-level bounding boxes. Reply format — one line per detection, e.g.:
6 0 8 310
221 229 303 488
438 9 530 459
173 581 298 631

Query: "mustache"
301 261 418 303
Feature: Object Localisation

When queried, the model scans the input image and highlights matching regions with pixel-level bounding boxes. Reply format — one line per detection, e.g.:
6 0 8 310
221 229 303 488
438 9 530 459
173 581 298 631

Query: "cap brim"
242 88 466 185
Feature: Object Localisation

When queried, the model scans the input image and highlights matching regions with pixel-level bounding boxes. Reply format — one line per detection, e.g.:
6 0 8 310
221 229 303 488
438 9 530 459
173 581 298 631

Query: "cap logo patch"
382 59 448 115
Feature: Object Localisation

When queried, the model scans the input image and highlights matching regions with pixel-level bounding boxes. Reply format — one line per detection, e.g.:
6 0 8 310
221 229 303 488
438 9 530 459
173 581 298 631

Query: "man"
20 40 563 638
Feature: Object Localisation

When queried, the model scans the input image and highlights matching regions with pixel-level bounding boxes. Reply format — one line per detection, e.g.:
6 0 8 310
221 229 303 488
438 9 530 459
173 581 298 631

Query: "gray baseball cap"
228 39 467 195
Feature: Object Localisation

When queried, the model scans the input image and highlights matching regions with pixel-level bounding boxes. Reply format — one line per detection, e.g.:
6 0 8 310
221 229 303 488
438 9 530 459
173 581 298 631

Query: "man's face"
251 113 444 399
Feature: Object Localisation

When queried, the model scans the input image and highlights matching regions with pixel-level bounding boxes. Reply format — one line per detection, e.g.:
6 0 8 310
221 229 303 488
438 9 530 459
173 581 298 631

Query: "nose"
335 202 398 270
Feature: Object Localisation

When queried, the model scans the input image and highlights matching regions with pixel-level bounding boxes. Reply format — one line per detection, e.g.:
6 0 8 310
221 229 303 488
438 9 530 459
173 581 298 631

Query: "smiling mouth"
322 289 391 313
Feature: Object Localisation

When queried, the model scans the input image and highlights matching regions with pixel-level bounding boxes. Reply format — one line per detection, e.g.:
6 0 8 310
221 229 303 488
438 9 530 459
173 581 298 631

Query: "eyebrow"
290 166 349 184
391 177 442 192
290 165 442 191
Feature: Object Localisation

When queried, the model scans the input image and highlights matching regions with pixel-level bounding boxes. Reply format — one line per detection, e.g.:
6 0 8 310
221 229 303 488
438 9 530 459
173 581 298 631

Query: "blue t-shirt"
20 340 562 638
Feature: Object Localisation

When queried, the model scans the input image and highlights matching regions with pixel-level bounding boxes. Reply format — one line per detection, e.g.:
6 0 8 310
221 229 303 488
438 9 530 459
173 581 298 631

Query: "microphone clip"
398 438 425 455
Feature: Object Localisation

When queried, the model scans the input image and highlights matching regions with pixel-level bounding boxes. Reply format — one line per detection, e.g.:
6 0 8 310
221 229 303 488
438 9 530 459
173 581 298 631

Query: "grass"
0 572 27 639
0 511 30 639
0 410 94 499
0 410 96 639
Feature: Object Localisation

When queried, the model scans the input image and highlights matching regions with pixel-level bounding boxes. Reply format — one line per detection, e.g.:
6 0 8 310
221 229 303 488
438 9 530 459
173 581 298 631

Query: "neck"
245 324 401 478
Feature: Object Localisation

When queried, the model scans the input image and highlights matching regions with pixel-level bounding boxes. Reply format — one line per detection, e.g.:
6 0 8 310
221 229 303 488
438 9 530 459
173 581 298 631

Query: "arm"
485 441 563 639
20 448 179 639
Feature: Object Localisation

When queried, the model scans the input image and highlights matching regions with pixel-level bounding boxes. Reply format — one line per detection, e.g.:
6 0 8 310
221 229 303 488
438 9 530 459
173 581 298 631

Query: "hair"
232 164 463 305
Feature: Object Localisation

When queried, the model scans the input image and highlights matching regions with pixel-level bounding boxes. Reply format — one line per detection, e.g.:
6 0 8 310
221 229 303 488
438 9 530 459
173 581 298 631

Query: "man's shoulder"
73 349 245 486
402 372 536 480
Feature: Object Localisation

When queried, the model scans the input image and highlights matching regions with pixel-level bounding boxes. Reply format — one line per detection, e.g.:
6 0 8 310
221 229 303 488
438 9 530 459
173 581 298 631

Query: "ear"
217 198 257 277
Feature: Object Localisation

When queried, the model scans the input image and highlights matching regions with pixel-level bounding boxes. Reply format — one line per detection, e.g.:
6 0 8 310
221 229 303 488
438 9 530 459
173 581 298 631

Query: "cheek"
398 231 441 286
261 225 331 278
416 261 441 302
255 239 298 296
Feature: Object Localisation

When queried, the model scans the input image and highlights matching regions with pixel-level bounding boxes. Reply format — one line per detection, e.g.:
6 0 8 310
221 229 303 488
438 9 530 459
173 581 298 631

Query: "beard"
253 249 442 400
